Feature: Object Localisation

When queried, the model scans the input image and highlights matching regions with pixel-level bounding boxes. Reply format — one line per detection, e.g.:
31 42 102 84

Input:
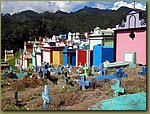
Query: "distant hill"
1 6 146 57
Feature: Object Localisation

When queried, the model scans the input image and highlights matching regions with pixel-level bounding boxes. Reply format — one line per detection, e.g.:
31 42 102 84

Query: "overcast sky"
1 0 146 15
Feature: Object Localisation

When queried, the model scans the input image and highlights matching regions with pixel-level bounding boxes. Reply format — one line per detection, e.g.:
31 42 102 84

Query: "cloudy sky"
1 0 146 15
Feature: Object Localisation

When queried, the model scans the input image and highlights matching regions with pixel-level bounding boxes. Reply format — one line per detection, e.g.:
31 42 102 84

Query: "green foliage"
1 7 146 58
7 51 20 70
1 58 5 62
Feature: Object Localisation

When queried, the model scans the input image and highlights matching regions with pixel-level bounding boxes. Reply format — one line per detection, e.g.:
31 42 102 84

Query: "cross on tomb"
42 85 51 110
10 66 13 73
111 80 125 97
83 64 89 76
132 1 137 9
42 64 48 79
138 66 146 75
77 75 90 91
68 65 72 74
114 68 127 78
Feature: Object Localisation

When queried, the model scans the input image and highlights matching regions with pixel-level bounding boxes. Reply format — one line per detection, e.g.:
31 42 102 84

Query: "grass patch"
7 51 20 70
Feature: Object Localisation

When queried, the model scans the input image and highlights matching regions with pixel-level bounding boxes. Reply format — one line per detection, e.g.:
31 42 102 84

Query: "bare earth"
1 66 146 110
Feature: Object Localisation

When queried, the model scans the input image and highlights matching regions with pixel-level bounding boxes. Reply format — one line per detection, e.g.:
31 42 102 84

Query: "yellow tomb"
52 51 63 66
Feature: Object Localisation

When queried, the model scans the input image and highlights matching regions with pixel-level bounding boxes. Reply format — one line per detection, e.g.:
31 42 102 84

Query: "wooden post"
15 91 18 106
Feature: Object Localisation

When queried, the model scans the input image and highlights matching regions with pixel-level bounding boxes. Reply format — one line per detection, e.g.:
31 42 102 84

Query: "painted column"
32 44 36 67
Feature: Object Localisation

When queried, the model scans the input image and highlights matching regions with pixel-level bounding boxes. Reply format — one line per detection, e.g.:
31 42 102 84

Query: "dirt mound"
11 78 47 91
49 92 81 110
1 66 146 110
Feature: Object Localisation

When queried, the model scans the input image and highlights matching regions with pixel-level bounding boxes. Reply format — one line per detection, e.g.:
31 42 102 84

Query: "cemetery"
1 8 146 111
1 61 146 110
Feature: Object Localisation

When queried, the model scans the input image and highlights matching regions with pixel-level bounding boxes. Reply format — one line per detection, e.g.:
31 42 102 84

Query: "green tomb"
88 92 146 110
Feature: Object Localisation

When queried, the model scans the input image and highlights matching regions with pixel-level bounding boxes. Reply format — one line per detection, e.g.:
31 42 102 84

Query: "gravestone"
76 75 90 90
42 85 51 110
111 80 125 97
42 64 48 79
124 52 136 68
114 68 127 78
138 66 146 75
9 66 13 73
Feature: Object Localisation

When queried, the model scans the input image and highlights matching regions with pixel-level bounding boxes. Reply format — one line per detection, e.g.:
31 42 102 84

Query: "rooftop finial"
132 1 137 9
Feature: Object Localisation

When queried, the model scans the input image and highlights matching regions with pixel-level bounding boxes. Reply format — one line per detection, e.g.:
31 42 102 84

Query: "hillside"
1 6 146 57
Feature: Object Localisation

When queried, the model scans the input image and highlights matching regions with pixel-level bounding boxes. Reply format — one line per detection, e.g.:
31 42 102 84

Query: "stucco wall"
116 30 146 65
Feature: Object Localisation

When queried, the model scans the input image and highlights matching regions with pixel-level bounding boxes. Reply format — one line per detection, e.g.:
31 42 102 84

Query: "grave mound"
88 92 146 110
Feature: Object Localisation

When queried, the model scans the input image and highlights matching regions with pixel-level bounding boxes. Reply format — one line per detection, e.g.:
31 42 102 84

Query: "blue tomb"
63 48 76 66
60 34 67 39
93 44 114 66
95 75 121 81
